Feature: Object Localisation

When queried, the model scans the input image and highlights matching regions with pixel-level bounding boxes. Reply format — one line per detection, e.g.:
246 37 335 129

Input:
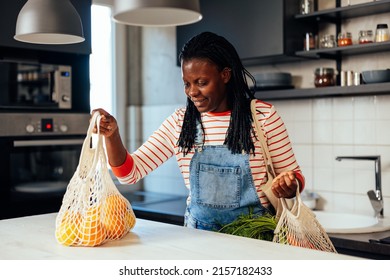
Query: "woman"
92 31 305 231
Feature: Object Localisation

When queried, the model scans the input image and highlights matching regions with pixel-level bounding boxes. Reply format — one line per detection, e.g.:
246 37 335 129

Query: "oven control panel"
25 118 70 134
0 113 90 136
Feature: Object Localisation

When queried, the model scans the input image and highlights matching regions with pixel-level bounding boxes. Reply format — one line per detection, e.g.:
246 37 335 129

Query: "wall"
124 0 390 215
126 27 188 196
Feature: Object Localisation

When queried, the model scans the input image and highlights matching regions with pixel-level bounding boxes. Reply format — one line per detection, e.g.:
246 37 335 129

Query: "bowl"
361 69 390 84
253 72 293 90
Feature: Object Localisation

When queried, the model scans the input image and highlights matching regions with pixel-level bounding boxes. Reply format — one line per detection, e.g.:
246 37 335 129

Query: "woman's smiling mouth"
191 98 207 106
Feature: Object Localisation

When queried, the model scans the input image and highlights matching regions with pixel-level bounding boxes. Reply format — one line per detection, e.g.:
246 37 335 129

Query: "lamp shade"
113 0 202 27
14 0 85 44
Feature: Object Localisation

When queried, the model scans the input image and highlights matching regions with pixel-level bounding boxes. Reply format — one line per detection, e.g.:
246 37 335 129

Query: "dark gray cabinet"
176 0 309 66
0 0 91 55
0 1 91 113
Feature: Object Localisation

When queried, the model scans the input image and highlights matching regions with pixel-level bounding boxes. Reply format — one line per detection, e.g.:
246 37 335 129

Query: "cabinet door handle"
13 139 83 147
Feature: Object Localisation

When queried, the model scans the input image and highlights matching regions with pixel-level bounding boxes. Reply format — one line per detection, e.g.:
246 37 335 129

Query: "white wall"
123 1 390 215
126 27 188 196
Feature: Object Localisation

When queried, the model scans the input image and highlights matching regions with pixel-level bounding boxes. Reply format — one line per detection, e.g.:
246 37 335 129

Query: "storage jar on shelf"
314 68 336 87
320 34 336 48
338 32 353 47
358 30 373 44
375 24 390 42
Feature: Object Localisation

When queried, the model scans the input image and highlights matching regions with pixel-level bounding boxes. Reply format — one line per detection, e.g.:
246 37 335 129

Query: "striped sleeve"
112 109 182 184
263 105 300 171
250 100 305 209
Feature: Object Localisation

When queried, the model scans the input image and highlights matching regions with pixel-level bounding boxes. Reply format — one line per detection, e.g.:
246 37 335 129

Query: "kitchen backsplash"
272 96 390 216
122 0 390 217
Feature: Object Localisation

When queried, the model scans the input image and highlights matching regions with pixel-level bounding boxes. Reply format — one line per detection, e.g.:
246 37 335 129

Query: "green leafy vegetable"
218 210 277 241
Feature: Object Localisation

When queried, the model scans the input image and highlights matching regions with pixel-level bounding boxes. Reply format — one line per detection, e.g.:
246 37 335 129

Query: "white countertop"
0 213 359 260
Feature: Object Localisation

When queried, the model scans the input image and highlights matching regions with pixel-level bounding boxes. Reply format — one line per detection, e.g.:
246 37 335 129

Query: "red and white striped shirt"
112 99 304 208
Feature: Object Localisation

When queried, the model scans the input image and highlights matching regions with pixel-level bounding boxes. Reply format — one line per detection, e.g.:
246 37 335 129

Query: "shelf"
296 41 390 59
295 0 390 22
255 82 390 101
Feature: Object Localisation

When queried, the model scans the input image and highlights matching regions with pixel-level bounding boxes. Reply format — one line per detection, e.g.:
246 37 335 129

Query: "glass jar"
320 34 336 48
304 32 316 50
300 0 315 14
337 32 353 46
358 30 373 44
314 68 335 87
375 24 390 42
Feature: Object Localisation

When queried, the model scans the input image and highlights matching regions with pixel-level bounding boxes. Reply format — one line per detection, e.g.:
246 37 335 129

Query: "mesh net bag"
272 180 337 253
55 112 136 247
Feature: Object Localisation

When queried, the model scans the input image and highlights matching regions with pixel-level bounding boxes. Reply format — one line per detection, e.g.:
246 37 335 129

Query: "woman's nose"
187 86 199 98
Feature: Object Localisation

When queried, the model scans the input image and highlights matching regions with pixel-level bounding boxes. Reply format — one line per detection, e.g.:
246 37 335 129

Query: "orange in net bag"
272 180 337 253
55 112 136 247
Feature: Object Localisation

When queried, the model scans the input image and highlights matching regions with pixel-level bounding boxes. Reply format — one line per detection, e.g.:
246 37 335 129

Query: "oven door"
0 137 84 219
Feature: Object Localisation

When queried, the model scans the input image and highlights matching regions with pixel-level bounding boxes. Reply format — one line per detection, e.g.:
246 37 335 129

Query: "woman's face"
181 58 231 113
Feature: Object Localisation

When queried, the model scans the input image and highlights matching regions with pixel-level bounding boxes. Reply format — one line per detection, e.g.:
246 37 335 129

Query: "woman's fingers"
90 109 117 137
271 171 297 198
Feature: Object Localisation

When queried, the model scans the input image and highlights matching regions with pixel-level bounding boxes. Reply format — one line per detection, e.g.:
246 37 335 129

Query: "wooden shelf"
255 82 390 101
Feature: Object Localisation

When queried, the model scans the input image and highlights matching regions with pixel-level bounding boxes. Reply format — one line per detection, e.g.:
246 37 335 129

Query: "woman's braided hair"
178 31 257 156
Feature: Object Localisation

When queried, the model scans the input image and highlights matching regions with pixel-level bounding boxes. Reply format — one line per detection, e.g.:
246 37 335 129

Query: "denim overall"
184 123 267 231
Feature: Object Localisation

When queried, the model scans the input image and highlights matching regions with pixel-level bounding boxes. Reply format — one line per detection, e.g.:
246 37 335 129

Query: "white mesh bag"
55 112 136 247
272 180 337 253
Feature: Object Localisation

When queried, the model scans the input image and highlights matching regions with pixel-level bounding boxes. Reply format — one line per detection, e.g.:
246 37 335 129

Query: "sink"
313 211 390 234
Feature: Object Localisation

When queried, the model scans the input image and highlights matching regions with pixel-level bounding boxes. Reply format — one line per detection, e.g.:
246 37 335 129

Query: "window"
90 4 113 114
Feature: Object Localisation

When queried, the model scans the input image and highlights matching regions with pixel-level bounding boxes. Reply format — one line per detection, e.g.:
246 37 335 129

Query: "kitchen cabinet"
0 1 91 113
0 0 91 55
256 0 390 101
330 231 390 260
176 0 310 66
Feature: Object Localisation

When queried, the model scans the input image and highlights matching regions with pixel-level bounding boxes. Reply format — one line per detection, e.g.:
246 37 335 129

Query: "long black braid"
177 31 257 156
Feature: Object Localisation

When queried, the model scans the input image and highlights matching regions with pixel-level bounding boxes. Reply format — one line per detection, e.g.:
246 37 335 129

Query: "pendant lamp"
14 0 85 45
113 0 202 27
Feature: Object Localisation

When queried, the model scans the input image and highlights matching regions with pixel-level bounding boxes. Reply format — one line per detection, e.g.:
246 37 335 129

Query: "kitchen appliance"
0 60 72 110
0 113 90 219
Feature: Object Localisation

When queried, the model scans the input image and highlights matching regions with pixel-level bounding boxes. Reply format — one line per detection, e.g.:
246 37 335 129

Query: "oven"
0 113 90 219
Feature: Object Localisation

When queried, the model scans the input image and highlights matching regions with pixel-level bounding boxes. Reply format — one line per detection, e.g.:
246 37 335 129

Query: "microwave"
0 60 72 110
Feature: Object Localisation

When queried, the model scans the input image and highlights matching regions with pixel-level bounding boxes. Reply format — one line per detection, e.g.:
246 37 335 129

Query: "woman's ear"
221 67 232 83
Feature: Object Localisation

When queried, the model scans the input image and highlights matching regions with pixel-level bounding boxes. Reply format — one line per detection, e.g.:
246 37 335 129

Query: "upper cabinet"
176 0 310 66
0 0 91 55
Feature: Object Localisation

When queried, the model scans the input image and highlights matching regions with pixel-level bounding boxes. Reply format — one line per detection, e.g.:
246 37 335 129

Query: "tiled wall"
273 96 390 216
124 0 390 216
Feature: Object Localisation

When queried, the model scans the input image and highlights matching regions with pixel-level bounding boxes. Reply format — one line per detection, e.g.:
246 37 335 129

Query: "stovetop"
120 190 187 226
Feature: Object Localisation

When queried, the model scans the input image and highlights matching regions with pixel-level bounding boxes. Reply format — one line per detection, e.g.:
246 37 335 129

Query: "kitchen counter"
0 213 359 260
329 231 390 259
121 191 390 259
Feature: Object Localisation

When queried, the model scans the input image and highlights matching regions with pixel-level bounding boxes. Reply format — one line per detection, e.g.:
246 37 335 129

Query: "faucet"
335 156 383 218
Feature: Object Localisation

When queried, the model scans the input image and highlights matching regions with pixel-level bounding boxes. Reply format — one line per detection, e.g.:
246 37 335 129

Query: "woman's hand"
91 108 118 138
271 171 299 198
90 108 127 167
